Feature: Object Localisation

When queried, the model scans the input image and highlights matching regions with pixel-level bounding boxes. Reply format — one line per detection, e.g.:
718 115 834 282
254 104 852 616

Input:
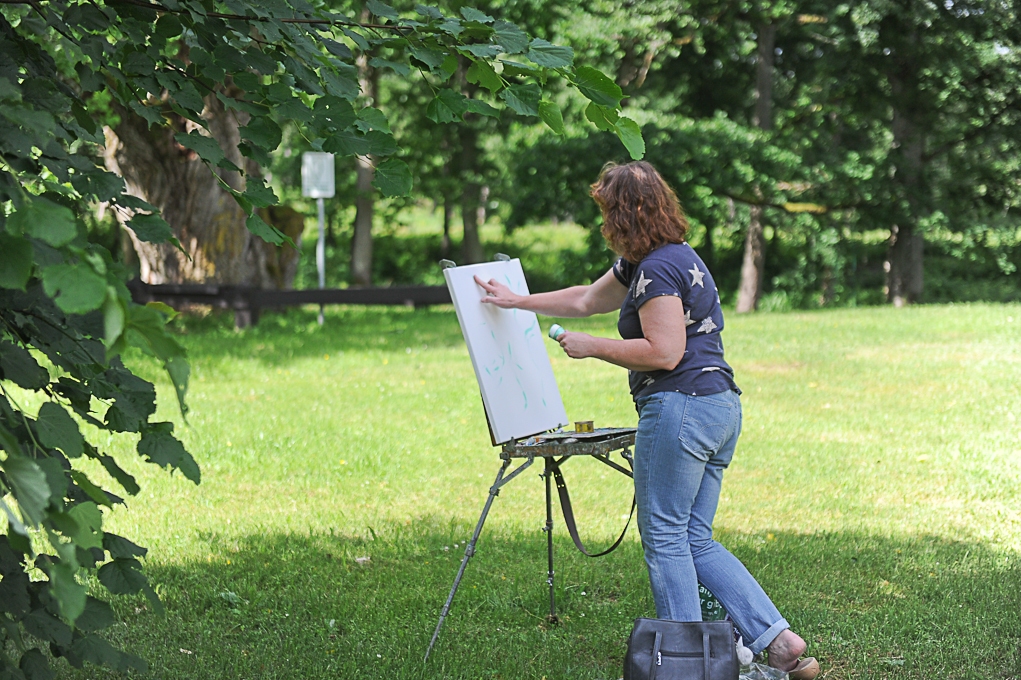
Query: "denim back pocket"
678 394 734 462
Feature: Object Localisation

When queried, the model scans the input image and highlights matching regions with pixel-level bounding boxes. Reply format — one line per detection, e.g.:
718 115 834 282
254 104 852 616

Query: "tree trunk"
351 154 375 285
735 22 775 313
885 42 926 306
459 119 485 264
736 206 767 312
441 194 453 258
103 92 299 288
350 43 378 286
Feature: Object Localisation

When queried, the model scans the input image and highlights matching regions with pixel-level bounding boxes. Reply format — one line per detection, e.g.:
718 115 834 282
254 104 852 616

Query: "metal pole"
543 457 557 623
316 196 326 325
424 459 511 662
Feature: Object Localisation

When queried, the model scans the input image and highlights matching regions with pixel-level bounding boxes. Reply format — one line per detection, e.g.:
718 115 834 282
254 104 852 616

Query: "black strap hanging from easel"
551 462 635 558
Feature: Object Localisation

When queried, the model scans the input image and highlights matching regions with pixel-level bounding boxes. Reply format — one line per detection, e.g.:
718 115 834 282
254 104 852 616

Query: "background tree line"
96 0 1021 309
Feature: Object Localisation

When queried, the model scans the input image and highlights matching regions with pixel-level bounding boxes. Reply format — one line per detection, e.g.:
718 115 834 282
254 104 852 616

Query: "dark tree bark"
459 133 485 264
451 56 486 265
885 40 926 306
736 22 775 313
350 43 378 286
441 194 453 258
103 91 301 288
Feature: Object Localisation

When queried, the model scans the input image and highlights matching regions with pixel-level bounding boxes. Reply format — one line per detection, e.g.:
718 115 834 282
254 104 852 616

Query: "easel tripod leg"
543 457 558 624
424 459 511 662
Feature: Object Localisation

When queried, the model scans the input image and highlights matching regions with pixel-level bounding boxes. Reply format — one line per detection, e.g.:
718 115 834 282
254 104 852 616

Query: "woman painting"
474 161 819 679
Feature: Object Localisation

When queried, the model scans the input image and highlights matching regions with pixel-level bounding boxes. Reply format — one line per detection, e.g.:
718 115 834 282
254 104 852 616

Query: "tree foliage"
0 0 638 674
499 0 1021 305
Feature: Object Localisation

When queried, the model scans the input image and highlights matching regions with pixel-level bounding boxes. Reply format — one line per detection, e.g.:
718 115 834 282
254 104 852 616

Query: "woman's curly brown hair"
590 161 689 263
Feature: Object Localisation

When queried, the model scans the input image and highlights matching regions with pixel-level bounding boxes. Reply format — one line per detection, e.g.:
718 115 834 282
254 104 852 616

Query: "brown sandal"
788 657 820 680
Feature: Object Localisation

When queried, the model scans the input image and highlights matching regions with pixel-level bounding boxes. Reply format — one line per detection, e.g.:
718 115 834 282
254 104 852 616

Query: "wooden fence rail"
128 280 452 327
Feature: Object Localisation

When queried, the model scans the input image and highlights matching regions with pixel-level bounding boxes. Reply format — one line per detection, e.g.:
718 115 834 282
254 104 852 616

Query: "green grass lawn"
55 303 1021 679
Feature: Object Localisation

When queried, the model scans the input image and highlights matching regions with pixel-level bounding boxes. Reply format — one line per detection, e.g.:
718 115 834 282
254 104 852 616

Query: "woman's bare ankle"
766 629 807 672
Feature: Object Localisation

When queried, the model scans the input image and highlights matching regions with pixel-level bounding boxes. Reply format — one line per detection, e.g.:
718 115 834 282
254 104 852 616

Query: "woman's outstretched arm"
557 295 687 372
474 268 627 318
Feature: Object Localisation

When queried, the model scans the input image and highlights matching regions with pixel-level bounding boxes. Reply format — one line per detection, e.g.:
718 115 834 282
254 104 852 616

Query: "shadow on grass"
64 523 1021 680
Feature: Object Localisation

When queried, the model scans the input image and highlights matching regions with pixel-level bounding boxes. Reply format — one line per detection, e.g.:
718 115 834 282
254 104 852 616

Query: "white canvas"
444 260 569 444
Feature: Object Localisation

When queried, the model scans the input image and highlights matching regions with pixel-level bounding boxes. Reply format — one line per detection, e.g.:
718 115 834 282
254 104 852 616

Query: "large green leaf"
426 90 469 123
368 57 410 77
539 101 565 135
23 609 72 646
18 648 54 680
527 39 574 69
500 83 541 117
49 561 87 621
615 117 645 160
75 596 116 632
137 424 200 483
460 6 493 23
322 129 370 156
243 180 278 208
36 402 84 458
0 565 30 616
97 454 140 496
246 213 287 245
372 158 413 197
8 197 77 247
0 340 49 390
466 61 503 93
103 533 147 560
574 66 624 107
70 470 113 508
493 21 528 54
127 213 175 244
466 99 500 118
103 287 126 349
41 264 107 315
240 115 283 150
166 356 190 417
97 558 147 595
585 101 618 131
366 0 399 19
0 433 50 526
67 502 103 550
355 108 391 134
322 71 359 100
0 233 33 289
70 633 122 668
173 131 225 165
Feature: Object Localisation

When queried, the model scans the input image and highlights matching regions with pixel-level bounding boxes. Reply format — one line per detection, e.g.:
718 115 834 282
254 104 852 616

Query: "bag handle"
551 461 634 557
649 631 663 680
703 631 711 679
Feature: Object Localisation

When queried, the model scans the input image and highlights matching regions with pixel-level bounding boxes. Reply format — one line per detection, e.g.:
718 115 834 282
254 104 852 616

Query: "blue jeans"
634 389 789 655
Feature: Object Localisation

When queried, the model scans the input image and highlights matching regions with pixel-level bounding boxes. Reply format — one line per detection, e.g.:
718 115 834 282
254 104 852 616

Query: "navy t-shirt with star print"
612 242 740 400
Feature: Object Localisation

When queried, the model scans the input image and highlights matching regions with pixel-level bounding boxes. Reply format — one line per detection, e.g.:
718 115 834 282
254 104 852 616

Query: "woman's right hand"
475 275 524 308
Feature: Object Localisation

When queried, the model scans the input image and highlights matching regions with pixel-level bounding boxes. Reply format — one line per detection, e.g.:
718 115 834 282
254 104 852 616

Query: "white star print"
684 309 695 327
689 264 705 288
634 270 652 298
698 317 718 334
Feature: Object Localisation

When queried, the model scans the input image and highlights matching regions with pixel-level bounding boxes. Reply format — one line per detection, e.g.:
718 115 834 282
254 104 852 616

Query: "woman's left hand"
557 331 599 359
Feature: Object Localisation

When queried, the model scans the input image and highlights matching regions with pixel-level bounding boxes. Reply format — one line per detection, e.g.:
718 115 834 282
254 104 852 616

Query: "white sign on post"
301 152 335 325
301 152 335 198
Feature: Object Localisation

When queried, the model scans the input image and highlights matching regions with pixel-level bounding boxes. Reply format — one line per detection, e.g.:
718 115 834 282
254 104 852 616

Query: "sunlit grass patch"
58 302 1021 679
